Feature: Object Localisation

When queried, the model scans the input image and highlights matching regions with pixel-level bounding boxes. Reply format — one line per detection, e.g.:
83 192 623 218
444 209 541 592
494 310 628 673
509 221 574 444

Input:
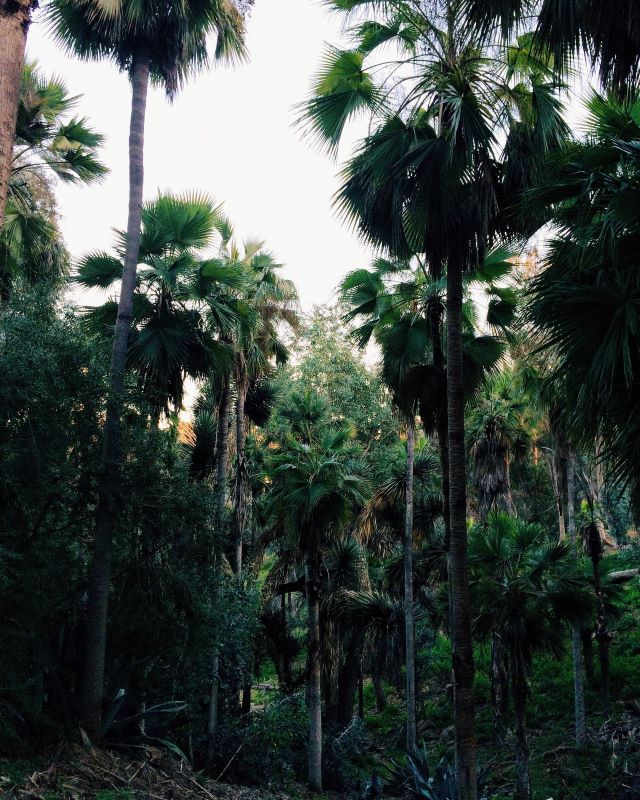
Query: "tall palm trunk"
306 539 323 792
233 356 252 711
429 299 450 545
81 50 150 741
0 0 34 233
0 0 35 300
215 376 231 536
233 353 249 574
585 520 611 715
512 653 532 800
490 629 506 746
446 259 477 800
206 375 231 764
404 421 417 755
566 453 587 747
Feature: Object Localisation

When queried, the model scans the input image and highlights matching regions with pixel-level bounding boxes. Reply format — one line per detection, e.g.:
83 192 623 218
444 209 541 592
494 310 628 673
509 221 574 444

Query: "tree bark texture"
215 376 231 535
566 453 587 748
206 376 232 762
0 0 34 232
490 629 506 746
429 299 450 548
80 51 150 741
233 353 249 574
446 259 478 800
512 655 532 800
404 422 418 755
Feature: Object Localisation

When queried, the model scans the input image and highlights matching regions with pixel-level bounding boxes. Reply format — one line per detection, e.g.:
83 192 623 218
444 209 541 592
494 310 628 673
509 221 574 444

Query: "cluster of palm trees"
1 0 251 743
297 1 640 798
1 0 640 798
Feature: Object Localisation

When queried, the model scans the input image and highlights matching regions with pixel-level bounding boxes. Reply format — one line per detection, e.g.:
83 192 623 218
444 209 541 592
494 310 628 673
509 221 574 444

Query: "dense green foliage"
1 2 640 800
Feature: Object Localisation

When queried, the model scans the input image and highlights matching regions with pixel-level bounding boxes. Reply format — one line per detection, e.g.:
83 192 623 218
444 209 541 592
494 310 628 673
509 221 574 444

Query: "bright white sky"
28 0 372 310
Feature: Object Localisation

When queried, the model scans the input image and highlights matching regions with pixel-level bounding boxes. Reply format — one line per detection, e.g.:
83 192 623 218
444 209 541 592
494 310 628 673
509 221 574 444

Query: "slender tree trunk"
233 353 249 575
233 356 253 711
555 446 567 541
206 658 220 766
80 51 150 741
0 0 33 236
566 453 587 748
446 259 478 800
358 670 364 720
490 629 506 747
307 544 323 792
589 534 611 716
206 376 232 764
429 298 450 547
403 422 418 755
215 377 232 535
512 655 532 800
597 615 611 716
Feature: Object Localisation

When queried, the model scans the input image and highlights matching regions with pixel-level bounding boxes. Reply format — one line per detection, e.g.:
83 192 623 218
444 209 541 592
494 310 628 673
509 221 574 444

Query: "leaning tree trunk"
80 50 150 742
512 654 532 800
306 539 323 792
404 421 418 755
206 375 232 765
446 258 478 800
566 453 587 748
0 0 34 299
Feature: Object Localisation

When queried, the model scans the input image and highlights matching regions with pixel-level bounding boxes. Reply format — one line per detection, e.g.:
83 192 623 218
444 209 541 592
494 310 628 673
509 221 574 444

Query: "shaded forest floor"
0 745 347 800
3 554 639 800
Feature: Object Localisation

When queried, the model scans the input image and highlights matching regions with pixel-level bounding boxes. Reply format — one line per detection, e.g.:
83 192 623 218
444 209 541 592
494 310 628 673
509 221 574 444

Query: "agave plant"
409 742 488 800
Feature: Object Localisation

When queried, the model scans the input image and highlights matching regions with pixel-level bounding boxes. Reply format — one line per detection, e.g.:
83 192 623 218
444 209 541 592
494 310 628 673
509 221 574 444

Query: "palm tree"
47 0 247 740
465 0 640 94
266 391 368 792
525 91 640 510
300 9 567 793
12 61 106 190
355 435 444 752
230 242 298 575
0 0 117 229
76 192 240 415
1 61 106 299
466 369 531 520
469 513 593 800
342 250 514 756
